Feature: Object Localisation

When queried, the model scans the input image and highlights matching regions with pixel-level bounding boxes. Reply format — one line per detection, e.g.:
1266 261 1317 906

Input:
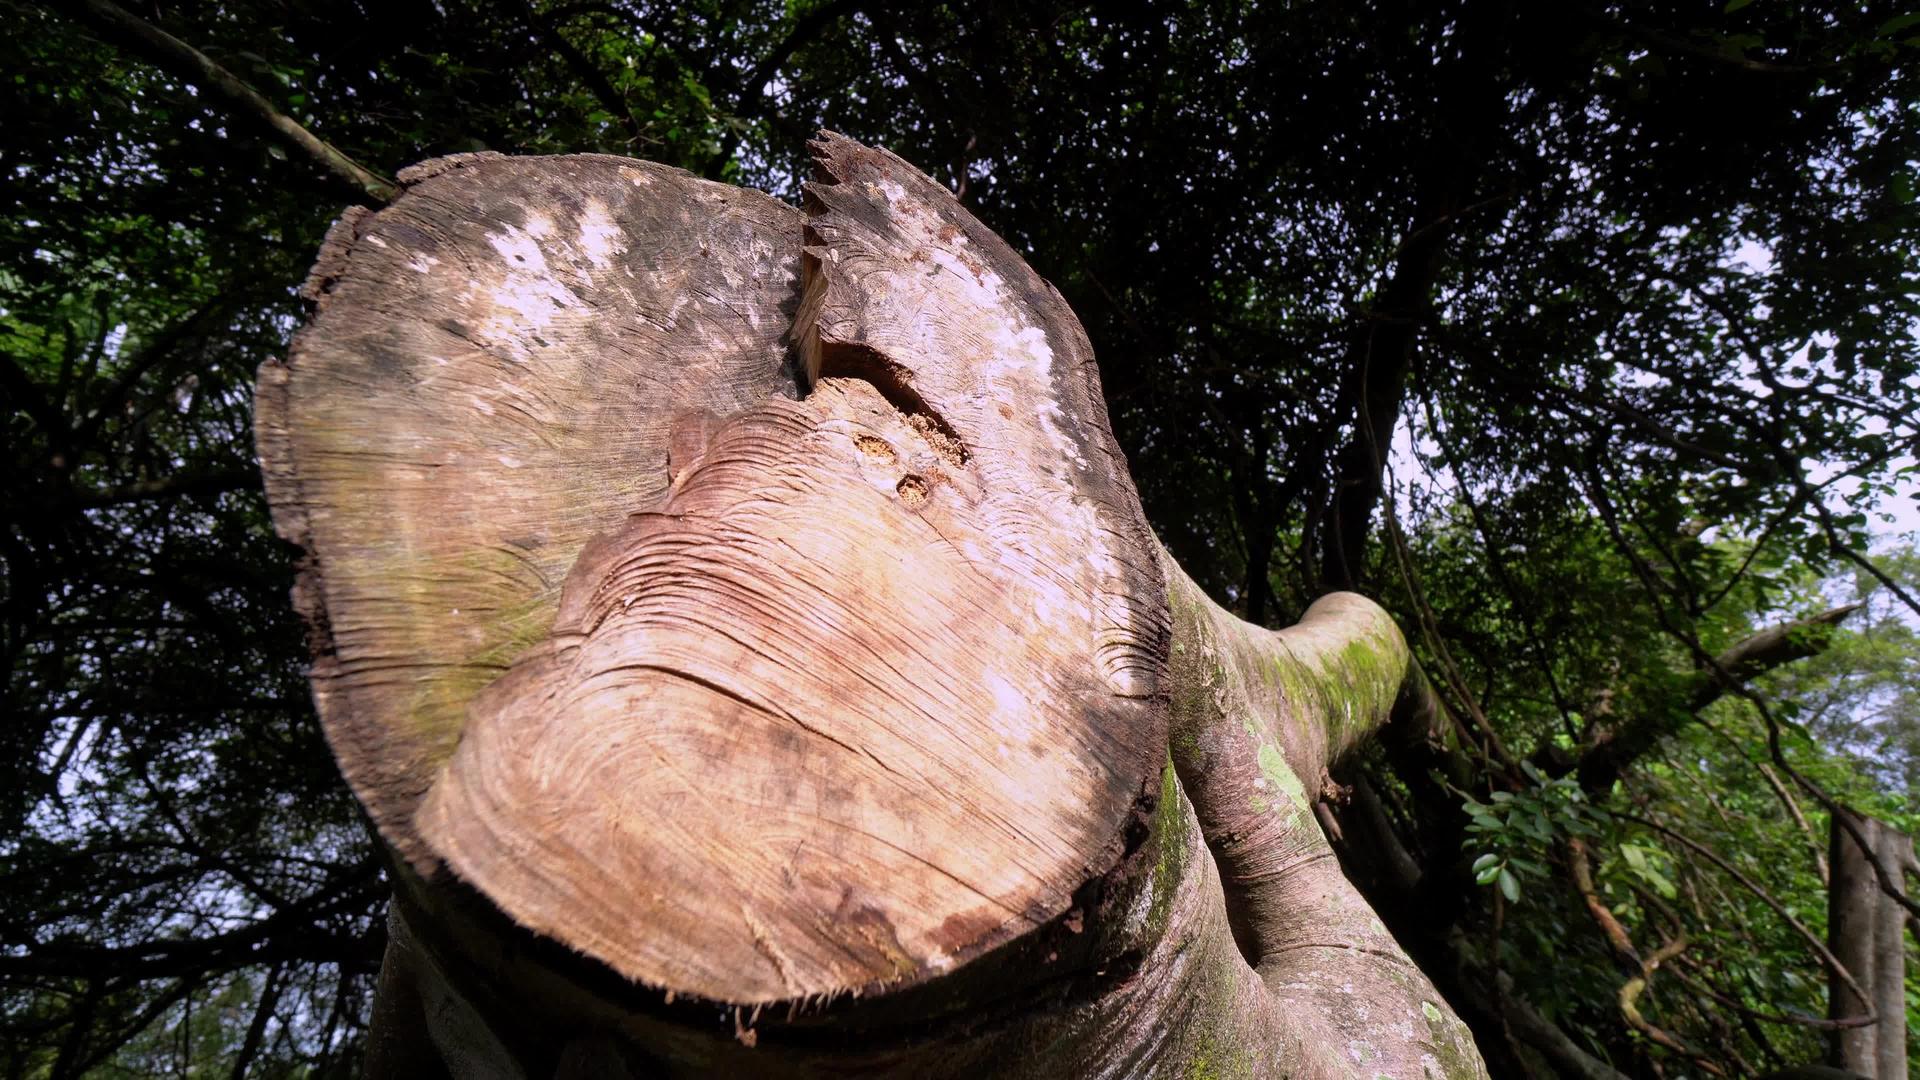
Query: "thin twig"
1616 810 1874 1016
1758 760 1828 886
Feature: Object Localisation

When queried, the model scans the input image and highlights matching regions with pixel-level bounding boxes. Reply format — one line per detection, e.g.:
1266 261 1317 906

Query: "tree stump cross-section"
259 133 1489 1078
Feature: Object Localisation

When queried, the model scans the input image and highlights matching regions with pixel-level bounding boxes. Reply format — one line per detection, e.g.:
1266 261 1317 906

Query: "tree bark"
258 134 1488 1076
1870 827 1909 1080
1827 809 1910 1078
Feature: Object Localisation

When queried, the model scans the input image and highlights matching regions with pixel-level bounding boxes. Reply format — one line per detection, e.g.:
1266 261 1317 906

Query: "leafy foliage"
5 0 1917 1075
1466 763 1609 903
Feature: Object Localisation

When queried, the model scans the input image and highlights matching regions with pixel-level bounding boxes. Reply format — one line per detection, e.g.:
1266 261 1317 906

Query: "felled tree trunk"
257 133 1488 1078
1827 810 1911 1079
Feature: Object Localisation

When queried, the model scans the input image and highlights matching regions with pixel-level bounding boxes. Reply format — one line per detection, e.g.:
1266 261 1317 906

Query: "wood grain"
398 134 1168 1004
257 153 803 870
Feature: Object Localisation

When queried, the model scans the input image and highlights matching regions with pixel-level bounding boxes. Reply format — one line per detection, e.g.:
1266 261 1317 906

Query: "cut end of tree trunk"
261 134 1490 1076
264 137 1171 1007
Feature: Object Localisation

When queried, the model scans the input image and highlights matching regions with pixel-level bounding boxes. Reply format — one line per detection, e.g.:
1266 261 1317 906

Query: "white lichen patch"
470 221 576 361
576 199 623 270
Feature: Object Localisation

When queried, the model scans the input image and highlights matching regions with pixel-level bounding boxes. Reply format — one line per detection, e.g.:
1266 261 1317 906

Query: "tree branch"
704 0 861 175
226 963 284 1080
1163 554 1488 1075
509 0 649 149
1568 838 1641 969
740 0 860 109
1757 756 1828 885
62 0 396 202
1690 602 1863 708
1618 936 1721 1074
76 295 233 446
3 858 383 981
1569 601 1861 793
31 467 263 512
1569 838 1727 1073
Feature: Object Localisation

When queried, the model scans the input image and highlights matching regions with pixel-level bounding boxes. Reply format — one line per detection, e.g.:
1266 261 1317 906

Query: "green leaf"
1644 868 1678 900
1498 867 1522 903
1724 0 1755 11
1877 12 1920 36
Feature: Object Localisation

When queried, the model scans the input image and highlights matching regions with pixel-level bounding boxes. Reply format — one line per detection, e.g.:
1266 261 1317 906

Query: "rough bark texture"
259 135 1489 1077
1165 563 1486 1078
1869 841 1907 1080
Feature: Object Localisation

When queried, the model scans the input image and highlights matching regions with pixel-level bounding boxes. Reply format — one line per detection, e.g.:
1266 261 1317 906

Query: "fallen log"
258 132 1488 1078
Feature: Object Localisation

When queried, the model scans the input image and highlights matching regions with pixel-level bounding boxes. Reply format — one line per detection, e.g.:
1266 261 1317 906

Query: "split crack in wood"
378 132 1172 1007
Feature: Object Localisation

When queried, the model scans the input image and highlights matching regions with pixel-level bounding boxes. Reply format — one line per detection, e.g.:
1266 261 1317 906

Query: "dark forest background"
5 1 1919 1075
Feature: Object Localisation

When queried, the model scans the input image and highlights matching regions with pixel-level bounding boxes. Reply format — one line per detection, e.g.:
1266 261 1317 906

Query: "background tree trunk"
1827 809 1911 1078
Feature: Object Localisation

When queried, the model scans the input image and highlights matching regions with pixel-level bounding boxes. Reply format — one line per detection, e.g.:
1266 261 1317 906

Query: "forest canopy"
4 0 1918 1076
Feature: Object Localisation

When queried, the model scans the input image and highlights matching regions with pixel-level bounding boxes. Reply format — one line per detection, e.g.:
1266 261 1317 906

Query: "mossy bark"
1162 561 1487 1079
